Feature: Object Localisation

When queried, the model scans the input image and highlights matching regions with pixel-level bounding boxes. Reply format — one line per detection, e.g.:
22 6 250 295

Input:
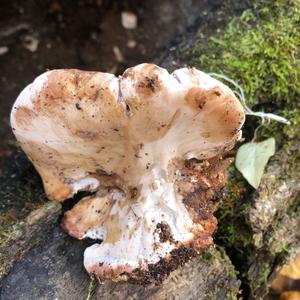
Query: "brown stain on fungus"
88 264 133 282
184 85 244 143
103 213 122 244
156 222 175 243
62 194 114 239
33 69 117 115
134 64 163 97
178 155 232 224
185 86 224 111
14 107 35 130
129 246 197 284
41 171 72 201
87 245 198 284
75 130 98 140
185 87 206 110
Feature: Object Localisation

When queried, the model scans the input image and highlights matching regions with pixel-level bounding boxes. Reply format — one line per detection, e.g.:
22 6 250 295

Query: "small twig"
251 123 264 143
86 275 97 300
208 73 290 125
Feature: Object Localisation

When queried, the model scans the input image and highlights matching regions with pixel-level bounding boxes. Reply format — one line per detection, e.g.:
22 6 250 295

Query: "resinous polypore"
11 64 245 283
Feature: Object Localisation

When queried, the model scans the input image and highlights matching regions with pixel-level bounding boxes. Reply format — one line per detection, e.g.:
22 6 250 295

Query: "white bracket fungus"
11 64 245 283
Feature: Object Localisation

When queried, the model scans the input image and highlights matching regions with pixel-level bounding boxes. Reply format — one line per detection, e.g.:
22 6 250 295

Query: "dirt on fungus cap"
10 63 245 283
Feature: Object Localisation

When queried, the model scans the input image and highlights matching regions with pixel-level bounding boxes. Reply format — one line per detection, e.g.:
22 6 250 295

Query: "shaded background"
0 0 225 162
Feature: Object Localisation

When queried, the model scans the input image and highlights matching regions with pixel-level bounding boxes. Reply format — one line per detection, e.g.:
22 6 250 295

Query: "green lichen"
194 0 300 141
249 263 271 296
287 194 300 215
0 218 24 248
0 201 46 248
0 201 61 278
216 246 239 280
203 246 240 300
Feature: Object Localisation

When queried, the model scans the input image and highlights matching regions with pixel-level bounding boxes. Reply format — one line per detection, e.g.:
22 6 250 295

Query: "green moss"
194 0 300 141
201 250 214 262
214 166 253 293
215 166 252 251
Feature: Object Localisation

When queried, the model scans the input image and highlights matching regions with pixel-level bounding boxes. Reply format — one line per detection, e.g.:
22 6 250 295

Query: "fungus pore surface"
11 64 245 283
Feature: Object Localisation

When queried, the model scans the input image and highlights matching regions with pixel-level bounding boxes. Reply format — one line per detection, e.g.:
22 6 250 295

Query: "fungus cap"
11 64 245 283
